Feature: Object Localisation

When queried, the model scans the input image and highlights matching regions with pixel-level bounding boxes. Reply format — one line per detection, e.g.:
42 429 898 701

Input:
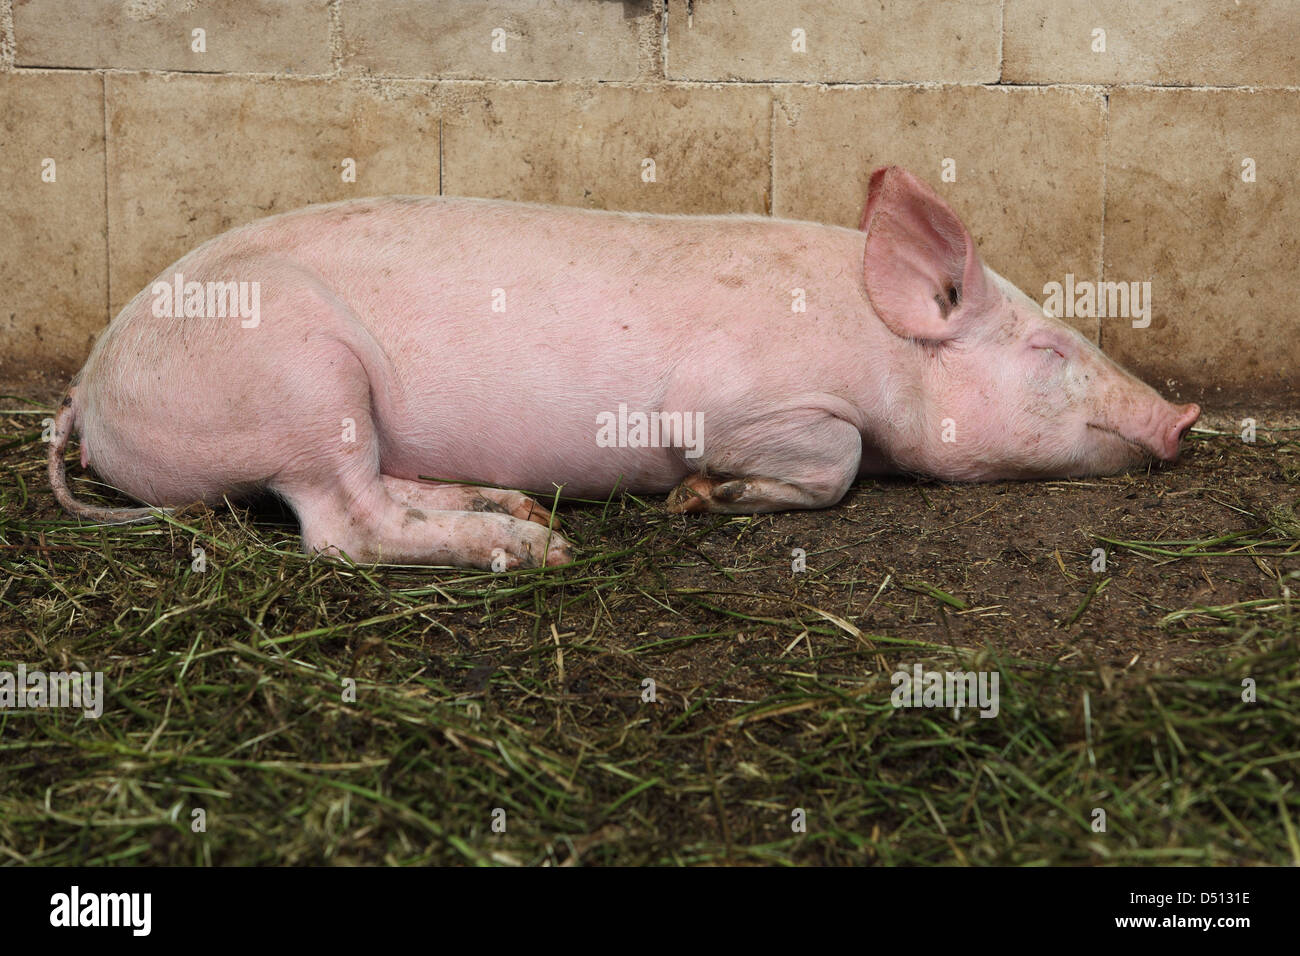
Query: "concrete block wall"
1 0 1296 402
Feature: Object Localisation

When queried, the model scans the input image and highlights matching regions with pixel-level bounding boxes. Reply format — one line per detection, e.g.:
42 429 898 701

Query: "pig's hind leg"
380 476 556 528
263 333 569 569
666 412 862 515
281 474 571 570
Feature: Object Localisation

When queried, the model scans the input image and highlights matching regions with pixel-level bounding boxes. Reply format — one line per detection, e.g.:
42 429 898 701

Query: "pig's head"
859 166 1199 480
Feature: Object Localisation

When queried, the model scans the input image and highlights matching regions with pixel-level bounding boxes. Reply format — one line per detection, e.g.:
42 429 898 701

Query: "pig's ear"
860 166 994 342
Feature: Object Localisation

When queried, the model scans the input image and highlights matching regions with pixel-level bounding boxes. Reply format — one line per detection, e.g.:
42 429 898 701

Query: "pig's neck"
745 224 925 477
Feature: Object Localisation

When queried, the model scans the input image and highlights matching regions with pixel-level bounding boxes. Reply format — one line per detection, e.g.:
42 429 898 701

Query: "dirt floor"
651 408 1298 673
1 392 1297 865
395 404 1297 670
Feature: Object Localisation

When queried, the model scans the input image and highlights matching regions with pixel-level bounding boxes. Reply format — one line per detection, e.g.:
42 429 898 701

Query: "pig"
48 166 1200 570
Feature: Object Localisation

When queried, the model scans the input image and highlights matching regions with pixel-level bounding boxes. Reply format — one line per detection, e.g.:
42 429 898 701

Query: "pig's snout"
1156 403 1201 461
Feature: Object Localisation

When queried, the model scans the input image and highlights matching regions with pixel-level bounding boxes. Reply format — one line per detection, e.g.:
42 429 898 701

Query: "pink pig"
48 167 1200 570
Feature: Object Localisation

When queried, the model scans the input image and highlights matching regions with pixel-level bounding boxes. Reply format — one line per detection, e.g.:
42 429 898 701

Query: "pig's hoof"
667 475 713 514
492 526 573 570
713 479 747 503
473 490 556 528
513 496 556 528
545 538 572 566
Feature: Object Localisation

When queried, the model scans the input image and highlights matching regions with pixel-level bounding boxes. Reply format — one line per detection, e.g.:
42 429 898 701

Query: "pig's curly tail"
48 381 166 524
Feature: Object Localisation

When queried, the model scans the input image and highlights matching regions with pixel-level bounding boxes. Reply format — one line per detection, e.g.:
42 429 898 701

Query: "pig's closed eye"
1034 345 1066 360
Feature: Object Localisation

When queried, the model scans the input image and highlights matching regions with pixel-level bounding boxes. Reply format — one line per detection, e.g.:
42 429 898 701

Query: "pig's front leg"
668 474 834 513
666 412 861 515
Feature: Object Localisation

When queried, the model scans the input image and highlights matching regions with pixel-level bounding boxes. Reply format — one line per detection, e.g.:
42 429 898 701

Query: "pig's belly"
366 306 694 498
375 397 693 499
